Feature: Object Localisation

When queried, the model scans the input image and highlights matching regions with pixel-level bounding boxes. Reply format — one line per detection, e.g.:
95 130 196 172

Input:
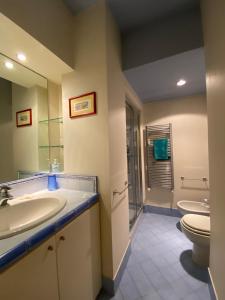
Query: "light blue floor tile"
120 270 141 300
173 277 194 298
148 254 170 268
98 212 211 300
157 284 181 300
141 290 162 300
127 253 139 268
183 274 206 291
146 270 171 290
172 261 189 277
120 269 132 286
159 265 181 283
113 288 124 300
128 264 156 297
140 259 159 277
183 292 201 300
163 250 180 265
120 281 141 300
196 284 211 300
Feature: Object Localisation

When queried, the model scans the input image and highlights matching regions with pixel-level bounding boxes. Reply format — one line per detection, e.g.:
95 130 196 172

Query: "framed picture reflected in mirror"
16 108 32 127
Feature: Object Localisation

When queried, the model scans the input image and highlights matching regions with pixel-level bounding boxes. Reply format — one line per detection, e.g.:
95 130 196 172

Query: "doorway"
126 102 142 228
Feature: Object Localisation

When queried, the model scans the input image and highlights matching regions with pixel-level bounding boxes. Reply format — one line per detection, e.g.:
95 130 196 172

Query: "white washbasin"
0 197 66 239
177 200 210 216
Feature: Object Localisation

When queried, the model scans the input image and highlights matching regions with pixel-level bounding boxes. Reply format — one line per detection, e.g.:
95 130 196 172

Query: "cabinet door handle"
59 236 65 241
48 245 54 251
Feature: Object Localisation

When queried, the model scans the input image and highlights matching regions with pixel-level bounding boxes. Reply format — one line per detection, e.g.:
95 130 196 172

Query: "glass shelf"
39 117 63 124
39 145 64 149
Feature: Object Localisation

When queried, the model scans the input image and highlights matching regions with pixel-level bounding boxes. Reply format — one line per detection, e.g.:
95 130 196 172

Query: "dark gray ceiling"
63 0 204 103
63 0 199 32
124 48 206 101
108 0 199 32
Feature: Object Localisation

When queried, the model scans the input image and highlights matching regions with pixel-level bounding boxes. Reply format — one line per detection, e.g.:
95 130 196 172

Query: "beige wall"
37 86 49 171
12 84 49 174
0 79 49 181
106 8 144 277
0 0 74 67
48 81 63 169
62 0 143 280
201 1 225 299
0 78 14 182
12 84 39 175
106 9 129 277
143 94 209 208
62 0 112 278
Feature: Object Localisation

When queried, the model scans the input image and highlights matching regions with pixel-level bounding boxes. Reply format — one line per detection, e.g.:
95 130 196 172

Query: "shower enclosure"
126 102 143 228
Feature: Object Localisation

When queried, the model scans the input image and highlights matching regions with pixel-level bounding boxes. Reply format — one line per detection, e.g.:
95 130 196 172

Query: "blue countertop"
0 188 98 271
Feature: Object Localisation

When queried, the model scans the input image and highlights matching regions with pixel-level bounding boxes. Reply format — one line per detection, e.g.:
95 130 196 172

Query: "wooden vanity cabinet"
0 203 101 300
56 203 101 300
0 236 59 300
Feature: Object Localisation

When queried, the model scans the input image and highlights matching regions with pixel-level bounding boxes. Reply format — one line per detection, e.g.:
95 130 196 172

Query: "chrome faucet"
0 185 13 207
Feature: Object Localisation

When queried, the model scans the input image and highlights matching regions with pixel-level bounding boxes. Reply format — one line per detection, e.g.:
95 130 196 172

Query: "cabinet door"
0 237 59 300
56 203 101 300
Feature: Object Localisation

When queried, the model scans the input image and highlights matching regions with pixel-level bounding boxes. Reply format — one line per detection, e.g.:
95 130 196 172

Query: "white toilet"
180 214 210 267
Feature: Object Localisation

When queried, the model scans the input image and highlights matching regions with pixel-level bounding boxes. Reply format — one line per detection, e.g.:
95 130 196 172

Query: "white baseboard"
208 268 218 300
113 240 131 281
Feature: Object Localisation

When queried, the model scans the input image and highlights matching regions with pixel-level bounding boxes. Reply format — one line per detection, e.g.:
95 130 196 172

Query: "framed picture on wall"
16 109 32 127
69 92 96 118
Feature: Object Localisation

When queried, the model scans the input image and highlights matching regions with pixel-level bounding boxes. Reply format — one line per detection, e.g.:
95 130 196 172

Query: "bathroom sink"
0 197 66 239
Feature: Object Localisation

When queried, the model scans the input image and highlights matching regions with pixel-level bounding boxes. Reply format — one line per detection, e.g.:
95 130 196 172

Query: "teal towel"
153 138 168 160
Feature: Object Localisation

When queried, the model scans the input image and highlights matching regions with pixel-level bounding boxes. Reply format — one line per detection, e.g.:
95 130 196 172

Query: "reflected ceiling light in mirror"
5 61 14 69
177 79 186 86
17 53 26 62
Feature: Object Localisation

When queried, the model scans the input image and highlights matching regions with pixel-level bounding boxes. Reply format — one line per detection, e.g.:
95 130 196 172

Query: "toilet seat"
181 214 210 236
181 220 210 236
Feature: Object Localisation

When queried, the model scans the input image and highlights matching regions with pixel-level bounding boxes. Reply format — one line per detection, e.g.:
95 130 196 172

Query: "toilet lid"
182 214 210 233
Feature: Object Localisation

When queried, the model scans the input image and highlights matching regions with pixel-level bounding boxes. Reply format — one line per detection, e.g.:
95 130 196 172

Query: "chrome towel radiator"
144 123 174 191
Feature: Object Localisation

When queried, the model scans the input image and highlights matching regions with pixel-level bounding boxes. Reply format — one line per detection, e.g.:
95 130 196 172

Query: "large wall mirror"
0 53 50 183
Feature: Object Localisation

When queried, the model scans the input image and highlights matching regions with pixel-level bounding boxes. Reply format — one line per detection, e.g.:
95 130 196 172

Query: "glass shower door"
133 111 142 215
126 102 142 228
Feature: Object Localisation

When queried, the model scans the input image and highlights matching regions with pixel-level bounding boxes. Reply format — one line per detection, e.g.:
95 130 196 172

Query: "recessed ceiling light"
17 53 26 61
5 61 14 69
177 79 186 86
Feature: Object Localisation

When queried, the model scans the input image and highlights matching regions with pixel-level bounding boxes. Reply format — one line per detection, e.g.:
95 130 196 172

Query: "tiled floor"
98 212 211 300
